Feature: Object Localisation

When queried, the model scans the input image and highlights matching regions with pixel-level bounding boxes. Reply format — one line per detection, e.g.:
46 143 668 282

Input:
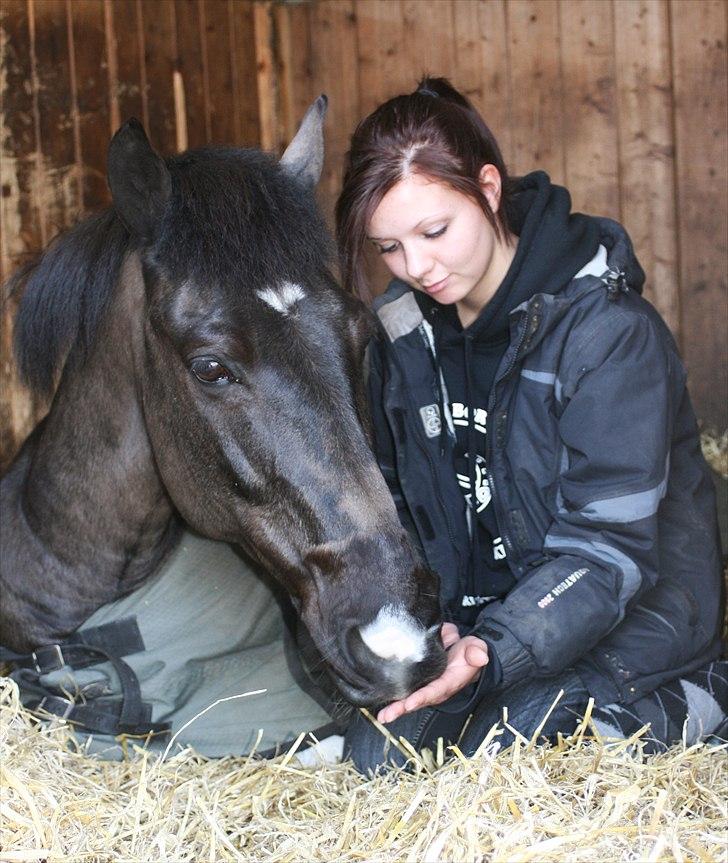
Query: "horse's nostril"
344 626 369 668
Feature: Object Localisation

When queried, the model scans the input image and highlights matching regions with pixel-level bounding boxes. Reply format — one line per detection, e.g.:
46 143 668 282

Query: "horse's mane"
10 147 331 397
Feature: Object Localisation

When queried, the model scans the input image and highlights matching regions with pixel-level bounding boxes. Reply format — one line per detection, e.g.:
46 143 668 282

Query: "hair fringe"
9 147 332 396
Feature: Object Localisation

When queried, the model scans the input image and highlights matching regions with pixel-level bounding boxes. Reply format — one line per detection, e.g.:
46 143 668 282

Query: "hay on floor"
2 677 726 862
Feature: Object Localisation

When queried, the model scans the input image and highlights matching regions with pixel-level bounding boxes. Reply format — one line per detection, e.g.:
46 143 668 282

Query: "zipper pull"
603 268 629 301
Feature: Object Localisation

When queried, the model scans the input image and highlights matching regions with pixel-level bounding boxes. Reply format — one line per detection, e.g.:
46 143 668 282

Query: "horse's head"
106 100 446 705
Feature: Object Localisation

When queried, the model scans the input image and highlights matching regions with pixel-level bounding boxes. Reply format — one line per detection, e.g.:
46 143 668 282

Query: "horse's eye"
190 357 233 385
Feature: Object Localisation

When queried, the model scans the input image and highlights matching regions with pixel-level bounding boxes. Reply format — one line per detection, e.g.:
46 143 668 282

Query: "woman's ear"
478 163 502 214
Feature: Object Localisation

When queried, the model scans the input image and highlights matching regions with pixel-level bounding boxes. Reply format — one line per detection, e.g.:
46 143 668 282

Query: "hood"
416 170 603 342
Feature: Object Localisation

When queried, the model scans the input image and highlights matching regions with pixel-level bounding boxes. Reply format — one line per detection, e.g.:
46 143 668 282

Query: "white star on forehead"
256 281 306 314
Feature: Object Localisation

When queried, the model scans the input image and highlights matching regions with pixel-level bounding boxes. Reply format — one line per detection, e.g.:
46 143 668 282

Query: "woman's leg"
591 660 728 753
345 662 728 775
344 705 465 775
458 670 591 756
345 669 591 775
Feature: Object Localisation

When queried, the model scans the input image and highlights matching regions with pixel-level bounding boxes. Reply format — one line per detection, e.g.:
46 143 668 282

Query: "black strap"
0 617 146 674
15 671 169 737
1 617 169 738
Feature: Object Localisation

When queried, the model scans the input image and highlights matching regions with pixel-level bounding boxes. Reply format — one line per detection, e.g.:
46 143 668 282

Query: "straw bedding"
2 677 726 862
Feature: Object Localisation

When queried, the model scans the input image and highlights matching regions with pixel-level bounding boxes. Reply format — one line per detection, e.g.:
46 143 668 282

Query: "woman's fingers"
377 701 406 724
376 637 489 723
441 622 460 648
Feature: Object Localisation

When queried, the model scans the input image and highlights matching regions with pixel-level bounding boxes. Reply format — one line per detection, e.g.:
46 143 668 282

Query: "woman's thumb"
465 641 489 667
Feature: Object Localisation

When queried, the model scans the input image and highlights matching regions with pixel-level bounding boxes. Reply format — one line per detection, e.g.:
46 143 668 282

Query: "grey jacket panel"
369 227 723 705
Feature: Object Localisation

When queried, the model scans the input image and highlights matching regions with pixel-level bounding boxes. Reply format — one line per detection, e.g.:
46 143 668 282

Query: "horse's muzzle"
326 615 448 706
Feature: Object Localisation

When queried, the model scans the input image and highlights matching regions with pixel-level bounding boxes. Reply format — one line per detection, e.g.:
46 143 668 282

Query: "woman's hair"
336 77 514 300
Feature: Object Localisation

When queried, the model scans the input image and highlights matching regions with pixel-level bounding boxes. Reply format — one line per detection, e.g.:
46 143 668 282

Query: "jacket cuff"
472 622 534 690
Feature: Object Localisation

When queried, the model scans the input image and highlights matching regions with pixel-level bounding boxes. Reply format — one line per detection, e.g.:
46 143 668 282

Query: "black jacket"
368 216 723 706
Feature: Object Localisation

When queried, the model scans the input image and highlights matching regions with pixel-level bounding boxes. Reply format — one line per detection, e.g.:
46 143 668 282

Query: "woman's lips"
422 276 449 295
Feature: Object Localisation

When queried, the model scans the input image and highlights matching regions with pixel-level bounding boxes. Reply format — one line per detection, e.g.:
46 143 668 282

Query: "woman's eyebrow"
368 212 449 241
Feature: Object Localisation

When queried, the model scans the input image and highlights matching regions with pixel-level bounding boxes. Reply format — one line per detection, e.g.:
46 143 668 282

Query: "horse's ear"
280 94 327 187
107 118 171 241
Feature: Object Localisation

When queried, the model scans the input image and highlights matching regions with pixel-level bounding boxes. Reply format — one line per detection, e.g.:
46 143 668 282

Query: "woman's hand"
376 622 489 723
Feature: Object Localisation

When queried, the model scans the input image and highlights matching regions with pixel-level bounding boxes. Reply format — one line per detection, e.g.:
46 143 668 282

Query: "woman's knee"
344 712 408 775
344 708 445 776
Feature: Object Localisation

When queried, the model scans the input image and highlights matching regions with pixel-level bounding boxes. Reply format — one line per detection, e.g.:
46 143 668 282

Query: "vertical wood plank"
229 0 261 147
506 0 565 180
559 0 618 218
139 0 177 153
173 0 206 149
1 0 41 277
400 0 455 84
202 0 236 144
107 0 144 127
671 0 727 429
0 0 40 469
275 0 312 148
69 0 111 209
352 0 408 294
104 0 119 132
32 0 81 238
452 0 512 162
307 0 360 222
614 0 680 338
254 0 278 152
355 0 406 117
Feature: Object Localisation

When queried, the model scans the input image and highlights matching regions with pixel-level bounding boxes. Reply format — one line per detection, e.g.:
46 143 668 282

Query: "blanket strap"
0 617 170 739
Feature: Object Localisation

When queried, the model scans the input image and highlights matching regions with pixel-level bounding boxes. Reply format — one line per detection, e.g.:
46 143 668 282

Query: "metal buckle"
37 694 75 720
31 643 65 675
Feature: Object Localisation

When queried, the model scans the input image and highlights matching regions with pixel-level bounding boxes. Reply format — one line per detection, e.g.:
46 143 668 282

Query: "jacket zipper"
484 303 538 569
385 357 461 568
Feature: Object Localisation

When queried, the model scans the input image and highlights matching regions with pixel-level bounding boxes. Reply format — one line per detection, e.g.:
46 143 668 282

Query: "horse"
0 98 446 709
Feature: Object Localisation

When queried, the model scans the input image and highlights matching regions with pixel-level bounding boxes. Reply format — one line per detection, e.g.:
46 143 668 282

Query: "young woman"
335 78 726 774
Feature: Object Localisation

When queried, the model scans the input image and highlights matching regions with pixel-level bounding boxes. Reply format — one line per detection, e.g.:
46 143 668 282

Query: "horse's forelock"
157 148 332 292
10 146 333 397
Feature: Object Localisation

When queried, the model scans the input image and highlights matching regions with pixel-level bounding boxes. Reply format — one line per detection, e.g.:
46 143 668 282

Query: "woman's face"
367 169 513 323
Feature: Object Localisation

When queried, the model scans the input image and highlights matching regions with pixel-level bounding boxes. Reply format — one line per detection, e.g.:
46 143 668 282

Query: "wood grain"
671 0 727 429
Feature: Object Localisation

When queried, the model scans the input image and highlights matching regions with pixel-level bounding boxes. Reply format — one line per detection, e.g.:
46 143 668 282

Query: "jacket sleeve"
366 336 427 562
472 309 678 690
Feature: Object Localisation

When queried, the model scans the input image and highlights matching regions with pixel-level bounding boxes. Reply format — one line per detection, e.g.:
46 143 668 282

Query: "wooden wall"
1 0 726 471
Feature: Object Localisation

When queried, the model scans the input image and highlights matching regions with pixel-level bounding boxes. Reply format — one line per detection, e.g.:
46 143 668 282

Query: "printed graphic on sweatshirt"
451 402 507 561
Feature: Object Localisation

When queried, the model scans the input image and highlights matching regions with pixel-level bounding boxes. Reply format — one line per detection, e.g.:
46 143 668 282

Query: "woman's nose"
404 247 433 283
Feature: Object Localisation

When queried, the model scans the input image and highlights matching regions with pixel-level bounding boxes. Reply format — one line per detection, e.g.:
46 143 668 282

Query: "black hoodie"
415 171 601 625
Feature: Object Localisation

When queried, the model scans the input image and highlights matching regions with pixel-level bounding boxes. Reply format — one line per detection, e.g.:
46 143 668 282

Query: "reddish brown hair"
335 77 514 301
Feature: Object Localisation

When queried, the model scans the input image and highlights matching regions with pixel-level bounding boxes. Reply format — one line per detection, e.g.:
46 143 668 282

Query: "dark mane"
11 146 332 396
10 209 133 397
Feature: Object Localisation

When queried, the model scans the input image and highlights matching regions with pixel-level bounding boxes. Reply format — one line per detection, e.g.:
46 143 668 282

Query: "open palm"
377 623 489 723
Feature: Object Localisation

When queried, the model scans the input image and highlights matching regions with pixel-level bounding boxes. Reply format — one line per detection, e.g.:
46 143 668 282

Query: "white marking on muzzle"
359 604 427 663
256 281 306 314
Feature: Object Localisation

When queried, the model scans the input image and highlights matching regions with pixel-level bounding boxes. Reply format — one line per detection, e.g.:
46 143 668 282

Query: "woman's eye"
424 225 447 240
190 357 233 385
378 242 398 255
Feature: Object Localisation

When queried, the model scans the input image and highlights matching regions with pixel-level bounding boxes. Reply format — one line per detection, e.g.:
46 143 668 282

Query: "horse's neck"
25 366 178 576
0 260 179 649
